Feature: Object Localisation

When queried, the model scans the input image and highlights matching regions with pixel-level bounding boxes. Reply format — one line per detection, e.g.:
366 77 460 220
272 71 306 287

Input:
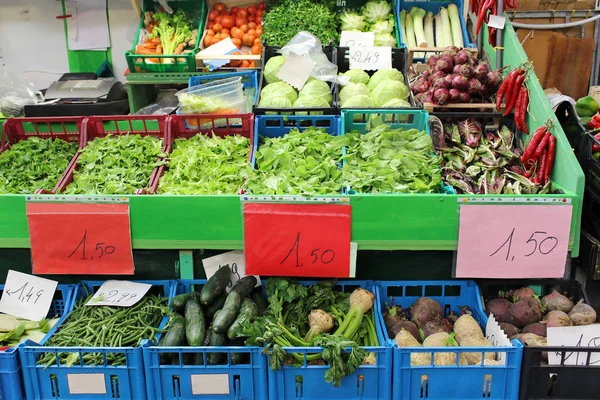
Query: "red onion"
427 56 439 69
459 92 472 103
433 88 450 105
433 77 450 90
468 78 483 94
487 69 504 87
435 58 454 74
455 49 472 65
424 93 434 103
452 75 469 91
412 80 430 94
444 74 455 87
442 46 459 57
453 64 474 79
431 70 446 80
421 70 431 78
414 92 425 102
479 83 488 96
449 88 461 103
473 62 489 81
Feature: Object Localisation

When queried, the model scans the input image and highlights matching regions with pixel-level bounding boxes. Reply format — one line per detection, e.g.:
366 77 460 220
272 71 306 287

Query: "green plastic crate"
125 0 207 73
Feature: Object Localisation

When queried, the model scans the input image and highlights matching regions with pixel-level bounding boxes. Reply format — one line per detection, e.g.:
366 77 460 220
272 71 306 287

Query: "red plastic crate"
57 115 169 194
1 116 86 194
145 113 254 194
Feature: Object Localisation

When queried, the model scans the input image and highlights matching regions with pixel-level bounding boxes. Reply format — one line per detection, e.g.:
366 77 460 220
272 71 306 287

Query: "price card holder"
202 250 261 292
340 31 374 47
455 204 572 278
27 203 134 275
243 203 352 277
349 46 392 70
547 324 600 365
86 280 151 307
0 270 58 321
485 314 512 364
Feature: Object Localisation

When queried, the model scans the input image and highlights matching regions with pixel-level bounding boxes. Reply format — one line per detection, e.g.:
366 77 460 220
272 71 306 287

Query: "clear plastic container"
177 77 243 100
177 77 245 115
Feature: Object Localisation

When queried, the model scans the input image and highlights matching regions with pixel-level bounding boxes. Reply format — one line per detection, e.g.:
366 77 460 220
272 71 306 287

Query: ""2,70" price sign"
455 204 572 278
243 203 352 277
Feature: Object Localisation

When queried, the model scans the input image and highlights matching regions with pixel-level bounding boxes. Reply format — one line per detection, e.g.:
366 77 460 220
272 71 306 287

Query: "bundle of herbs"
238 279 379 386
438 119 550 194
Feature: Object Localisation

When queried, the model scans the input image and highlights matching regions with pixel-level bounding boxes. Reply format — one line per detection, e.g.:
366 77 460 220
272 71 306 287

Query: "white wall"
0 0 139 91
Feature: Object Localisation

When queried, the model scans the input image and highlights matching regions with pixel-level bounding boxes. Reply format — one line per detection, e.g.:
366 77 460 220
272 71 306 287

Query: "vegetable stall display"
338 68 410 108
339 0 397 46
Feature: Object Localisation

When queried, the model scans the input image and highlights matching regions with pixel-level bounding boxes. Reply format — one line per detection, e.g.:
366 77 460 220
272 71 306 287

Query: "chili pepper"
524 169 532 178
514 88 524 132
471 0 479 14
521 126 546 162
504 73 525 116
545 135 556 182
537 148 547 185
532 131 550 160
488 27 497 47
589 113 600 129
496 74 510 109
520 87 530 134
476 0 494 35
501 69 519 112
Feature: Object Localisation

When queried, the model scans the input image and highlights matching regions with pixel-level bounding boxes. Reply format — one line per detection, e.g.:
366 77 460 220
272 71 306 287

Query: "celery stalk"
448 4 464 48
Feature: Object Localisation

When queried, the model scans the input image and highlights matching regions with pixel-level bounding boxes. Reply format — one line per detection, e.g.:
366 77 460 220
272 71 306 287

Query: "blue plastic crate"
267 280 392 400
143 279 268 400
376 280 523 400
19 280 175 400
396 0 476 55
0 284 75 400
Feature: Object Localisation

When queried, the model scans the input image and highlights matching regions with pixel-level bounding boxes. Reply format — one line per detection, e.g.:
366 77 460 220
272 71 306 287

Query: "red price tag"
455 204 572 278
27 203 134 275
243 203 351 277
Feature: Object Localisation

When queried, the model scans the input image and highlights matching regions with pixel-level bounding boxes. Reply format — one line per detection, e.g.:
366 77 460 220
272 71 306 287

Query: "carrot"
174 43 185 54
142 43 157 49
156 44 162 54
150 37 161 44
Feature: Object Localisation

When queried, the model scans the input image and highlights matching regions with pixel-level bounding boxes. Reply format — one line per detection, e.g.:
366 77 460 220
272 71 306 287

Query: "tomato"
214 2 226 11
204 34 213 47
206 29 215 35
248 29 256 37
243 33 254 47
212 23 223 32
258 2 265 10
242 60 250 68
256 10 264 20
231 38 242 48
208 10 219 21
220 32 231 39
210 36 221 46
207 21 214 29
221 28 230 35
255 26 263 36
235 16 248 27
240 24 249 33
215 15 222 23
253 37 261 45
248 22 257 29
221 15 235 29
247 5 256 14
247 14 255 23
231 6 239 14
251 43 262 55
237 9 248 18
231 27 244 39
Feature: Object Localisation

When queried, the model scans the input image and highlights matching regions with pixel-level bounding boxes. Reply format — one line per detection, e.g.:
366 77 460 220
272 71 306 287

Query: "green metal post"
179 250 194 279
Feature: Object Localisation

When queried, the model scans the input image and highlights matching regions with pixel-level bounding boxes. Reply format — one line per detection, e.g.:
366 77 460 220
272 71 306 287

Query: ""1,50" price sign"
27 203 134 275
455 204 572 278
243 203 352 277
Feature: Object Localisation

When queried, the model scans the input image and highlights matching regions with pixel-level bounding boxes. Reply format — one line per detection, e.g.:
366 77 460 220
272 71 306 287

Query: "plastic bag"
279 31 338 83
157 0 173 14
134 89 179 115
0 69 43 117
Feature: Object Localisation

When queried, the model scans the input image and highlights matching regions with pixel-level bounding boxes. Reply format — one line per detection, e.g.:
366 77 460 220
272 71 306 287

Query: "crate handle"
420 375 429 398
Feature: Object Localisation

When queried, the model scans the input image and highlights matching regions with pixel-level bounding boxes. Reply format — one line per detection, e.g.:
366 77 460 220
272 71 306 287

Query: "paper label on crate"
488 15 506 30
86 280 151 307
67 373 107 394
349 46 392 70
276 52 314 90
199 38 239 71
202 250 261 293
485 314 512 364
340 31 374 47
547 324 600 366
191 374 230 395
455 204 572 278
0 270 58 322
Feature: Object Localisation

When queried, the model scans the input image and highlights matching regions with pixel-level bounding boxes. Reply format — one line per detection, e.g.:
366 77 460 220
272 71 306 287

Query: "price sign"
27 203 134 275
485 314 512 364
0 270 58 321
547 324 600 365
349 46 392 70
202 250 261 292
488 15 506 30
277 52 315 90
243 203 352 277
455 204 572 278
86 280 151 307
340 31 374 47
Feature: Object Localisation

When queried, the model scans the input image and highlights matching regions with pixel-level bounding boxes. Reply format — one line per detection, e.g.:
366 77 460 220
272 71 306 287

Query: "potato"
453 314 483 343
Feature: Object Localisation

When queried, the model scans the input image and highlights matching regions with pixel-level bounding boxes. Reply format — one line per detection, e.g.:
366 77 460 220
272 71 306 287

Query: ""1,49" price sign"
455 204 573 278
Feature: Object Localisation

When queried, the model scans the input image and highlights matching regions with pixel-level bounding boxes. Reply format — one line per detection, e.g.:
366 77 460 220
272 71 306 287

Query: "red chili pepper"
532 131 550 160
501 69 519 112
496 75 510 109
514 88 524 132
504 73 524 116
520 87 530 134
545 135 556 182
488 27 497 47
537 148 547 185
476 0 494 35
521 126 546 162
590 113 600 129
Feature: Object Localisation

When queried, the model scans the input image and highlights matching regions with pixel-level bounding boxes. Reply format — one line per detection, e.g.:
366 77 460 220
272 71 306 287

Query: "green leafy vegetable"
246 127 347 195
342 94 374 108
367 68 404 91
342 123 442 193
339 11 367 31
374 32 397 46
339 83 370 105
338 70 370 85
298 79 333 104
371 79 410 106
361 0 392 23
150 9 193 55
157 134 250 194
0 137 77 194
260 81 298 104
264 56 286 84
178 94 232 114
65 134 166 194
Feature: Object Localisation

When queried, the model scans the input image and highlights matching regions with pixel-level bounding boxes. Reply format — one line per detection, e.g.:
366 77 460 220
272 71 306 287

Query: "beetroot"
499 323 519 337
522 322 547 337
501 287 536 300
486 298 513 324
568 300 597 326
543 310 573 327
455 49 473 65
422 318 453 338
459 92 471 103
389 320 420 342
433 88 450 105
468 78 483 95
487 69 504 87
541 290 574 313
452 75 469 92
383 305 404 331
449 88 461 103
410 297 443 327
509 297 543 328
435 58 454 74
473 62 489 81
453 64 474 79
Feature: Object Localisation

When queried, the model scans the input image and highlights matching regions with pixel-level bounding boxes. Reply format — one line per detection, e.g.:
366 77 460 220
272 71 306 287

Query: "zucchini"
229 338 248 365
185 297 205 346
207 331 227 365
205 292 227 319
200 265 232 306
159 315 185 347
213 276 257 334
251 291 269 315
170 294 190 314
227 298 258 339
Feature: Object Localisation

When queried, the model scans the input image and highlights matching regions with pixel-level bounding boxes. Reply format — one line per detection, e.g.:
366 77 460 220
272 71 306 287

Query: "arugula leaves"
65 134 165 195
158 134 251 194
0 137 77 194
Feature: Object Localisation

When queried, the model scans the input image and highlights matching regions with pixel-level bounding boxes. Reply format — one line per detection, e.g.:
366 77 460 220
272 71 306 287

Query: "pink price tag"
455 204 572 278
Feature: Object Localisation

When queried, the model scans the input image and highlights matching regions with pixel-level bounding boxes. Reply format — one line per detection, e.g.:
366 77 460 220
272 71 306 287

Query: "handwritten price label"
243 203 352 277
455 204 572 278
340 31 374 47
349 46 392 70
27 203 134 275
86 280 151 307
202 250 261 292
547 324 600 366
0 270 58 321
485 313 512 364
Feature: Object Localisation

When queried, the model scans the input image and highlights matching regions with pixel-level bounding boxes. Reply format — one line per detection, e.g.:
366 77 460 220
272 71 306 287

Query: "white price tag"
488 15 506 30
547 324 600 365
349 46 392 71
485 313 512 364
191 374 230 395
349 242 358 278
202 251 261 292
0 270 57 321
67 373 107 394
86 280 151 307
340 31 374 47
276 52 314 90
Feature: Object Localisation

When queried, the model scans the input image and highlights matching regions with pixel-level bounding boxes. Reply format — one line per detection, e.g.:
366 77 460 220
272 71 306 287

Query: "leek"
434 14 443 47
405 12 417 49
400 10 408 47
410 7 427 47
439 7 453 47
447 4 464 48
424 11 434 47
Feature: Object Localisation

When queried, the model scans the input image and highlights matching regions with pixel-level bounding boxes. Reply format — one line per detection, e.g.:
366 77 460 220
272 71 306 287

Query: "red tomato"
255 26 263 36
207 21 214 29
247 5 257 14
210 36 221 46
236 16 248 27
251 43 262 55
231 6 239 14
215 15 222 23
231 38 242 48
256 10 264 20
248 22 257 29
240 24 249 33
242 33 254 47
237 9 248 18
214 2 226 11
231 27 244 39
221 15 235 29
247 14 255 23
258 2 265 10
212 23 223 32
208 10 219 21
221 28 230 35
